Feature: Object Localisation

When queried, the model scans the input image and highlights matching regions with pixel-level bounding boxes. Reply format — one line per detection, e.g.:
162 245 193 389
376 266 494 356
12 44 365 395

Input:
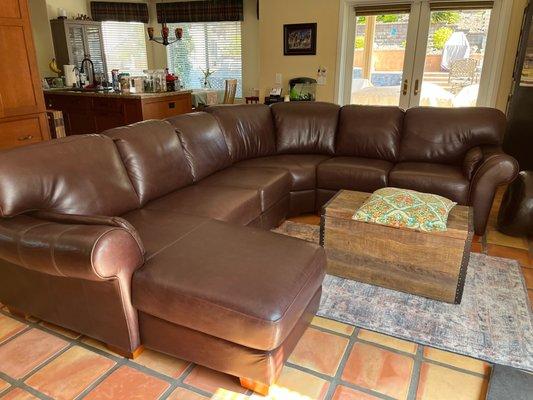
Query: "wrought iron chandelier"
147 23 182 46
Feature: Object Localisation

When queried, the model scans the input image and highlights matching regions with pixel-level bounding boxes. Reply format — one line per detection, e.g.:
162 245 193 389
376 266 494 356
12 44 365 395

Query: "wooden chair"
223 79 238 104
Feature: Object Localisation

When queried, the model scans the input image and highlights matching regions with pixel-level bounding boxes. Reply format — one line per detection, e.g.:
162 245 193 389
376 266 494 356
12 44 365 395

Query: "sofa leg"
6 307 30 320
106 344 145 359
239 377 270 395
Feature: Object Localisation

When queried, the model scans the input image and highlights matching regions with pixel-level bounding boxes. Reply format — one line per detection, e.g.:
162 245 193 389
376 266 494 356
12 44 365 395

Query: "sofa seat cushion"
198 167 290 212
132 219 326 351
121 209 209 259
389 162 470 204
144 185 262 226
317 157 392 192
234 155 331 191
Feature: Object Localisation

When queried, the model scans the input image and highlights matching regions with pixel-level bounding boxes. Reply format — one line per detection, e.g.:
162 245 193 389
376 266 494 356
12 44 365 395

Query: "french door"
344 0 497 108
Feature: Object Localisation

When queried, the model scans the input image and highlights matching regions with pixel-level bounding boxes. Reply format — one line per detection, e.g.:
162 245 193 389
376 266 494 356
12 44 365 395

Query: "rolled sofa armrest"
469 145 519 235
0 212 144 282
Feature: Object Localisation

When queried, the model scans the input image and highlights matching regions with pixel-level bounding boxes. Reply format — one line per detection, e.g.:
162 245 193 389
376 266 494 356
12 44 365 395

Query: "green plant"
433 26 453 50
377 14 399 23
356 16 366 24
431 11 460 24
355 35 365 49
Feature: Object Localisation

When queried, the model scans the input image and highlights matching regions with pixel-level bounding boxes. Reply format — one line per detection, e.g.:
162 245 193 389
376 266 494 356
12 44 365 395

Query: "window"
102 21 148 79
166 21 242 97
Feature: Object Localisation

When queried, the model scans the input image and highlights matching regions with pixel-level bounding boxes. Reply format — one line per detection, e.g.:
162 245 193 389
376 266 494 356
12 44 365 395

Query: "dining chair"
223 79 238 104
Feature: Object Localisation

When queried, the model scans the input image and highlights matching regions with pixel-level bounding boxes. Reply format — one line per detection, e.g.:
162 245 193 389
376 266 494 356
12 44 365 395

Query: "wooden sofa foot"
106 344 145 359
6 307 30 319
240 377 270 395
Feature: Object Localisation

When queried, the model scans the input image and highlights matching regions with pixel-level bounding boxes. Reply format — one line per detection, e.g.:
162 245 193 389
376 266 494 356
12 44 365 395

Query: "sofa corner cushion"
234 154 331 191
104 120 193 205
399 107 505 164
0 135 139 217
336 105 404 161
144 184 262 226
166 112 231 181
206 104 276 162
198 166 291 212
272 102 340 155
131 219 326 351
389 162 470 204
317 157 392 192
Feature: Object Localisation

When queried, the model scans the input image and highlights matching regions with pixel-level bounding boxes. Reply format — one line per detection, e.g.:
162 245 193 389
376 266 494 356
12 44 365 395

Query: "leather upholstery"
336 105 404 161
0 214 143 281
399 107 505 164
389 162 470 204
0 135 139 217
144 184 262 226
122 209 209 258
138 288 320 386
235 154 331 191
105 120 193 205
198 167 290 212
469 145 519 234
166 112 231 181
206 104 276 162
463 146 483 180
317 157 392 192
497 171 533 236
132 219 325 351
272 102 339 154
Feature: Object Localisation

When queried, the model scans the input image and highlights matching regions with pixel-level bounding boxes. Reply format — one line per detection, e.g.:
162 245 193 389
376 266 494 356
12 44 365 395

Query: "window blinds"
166 21 242 96
101 21 148 79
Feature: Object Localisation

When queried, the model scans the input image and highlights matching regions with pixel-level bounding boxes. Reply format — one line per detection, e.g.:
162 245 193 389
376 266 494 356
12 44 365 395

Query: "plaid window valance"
91 2 149 23
156 0 243 23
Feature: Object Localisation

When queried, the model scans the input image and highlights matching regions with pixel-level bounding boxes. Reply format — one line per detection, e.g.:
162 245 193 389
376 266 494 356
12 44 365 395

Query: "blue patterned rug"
274 221 533 371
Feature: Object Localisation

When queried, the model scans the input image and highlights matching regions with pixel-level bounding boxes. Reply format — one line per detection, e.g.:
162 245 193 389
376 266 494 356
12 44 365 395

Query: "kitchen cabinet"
50 19 107 78
0 0 50 149
44 91 192 135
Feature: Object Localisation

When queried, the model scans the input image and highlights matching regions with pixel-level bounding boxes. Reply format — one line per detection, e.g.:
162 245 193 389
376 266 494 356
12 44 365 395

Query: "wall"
258 0 340 101
259 0 527 109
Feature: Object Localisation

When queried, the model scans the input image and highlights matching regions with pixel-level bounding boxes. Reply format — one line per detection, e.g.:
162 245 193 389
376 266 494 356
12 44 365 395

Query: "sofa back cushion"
272 102 340 155
166 112 231 181
104 120 193 205
336 105 404 161
0 135 139 217
399 107 505 164
206 104 276 162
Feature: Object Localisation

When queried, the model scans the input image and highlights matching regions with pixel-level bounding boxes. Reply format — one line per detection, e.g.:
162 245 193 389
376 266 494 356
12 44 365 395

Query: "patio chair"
448 58 478 92
223 79 238 104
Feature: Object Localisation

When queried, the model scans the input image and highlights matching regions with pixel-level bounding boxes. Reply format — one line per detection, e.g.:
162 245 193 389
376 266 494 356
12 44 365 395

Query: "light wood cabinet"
0 0 50 149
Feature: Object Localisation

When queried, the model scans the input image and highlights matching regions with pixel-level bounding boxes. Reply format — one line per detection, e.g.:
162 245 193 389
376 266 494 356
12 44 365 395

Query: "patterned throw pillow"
352 187 456 232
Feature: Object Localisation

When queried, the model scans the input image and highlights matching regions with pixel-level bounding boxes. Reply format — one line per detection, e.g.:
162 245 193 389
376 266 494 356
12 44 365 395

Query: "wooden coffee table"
320 190 473 303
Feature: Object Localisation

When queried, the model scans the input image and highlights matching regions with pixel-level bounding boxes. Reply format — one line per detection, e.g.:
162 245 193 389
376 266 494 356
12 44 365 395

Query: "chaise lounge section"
0 102 517 392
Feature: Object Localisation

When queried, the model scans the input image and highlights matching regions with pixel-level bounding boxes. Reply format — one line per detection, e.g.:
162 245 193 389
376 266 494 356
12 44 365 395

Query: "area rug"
273 221 533 372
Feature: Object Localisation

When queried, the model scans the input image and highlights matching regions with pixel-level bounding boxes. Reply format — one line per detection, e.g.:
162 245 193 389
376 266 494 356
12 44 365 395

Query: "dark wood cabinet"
44 92 192 135
0 0 50 150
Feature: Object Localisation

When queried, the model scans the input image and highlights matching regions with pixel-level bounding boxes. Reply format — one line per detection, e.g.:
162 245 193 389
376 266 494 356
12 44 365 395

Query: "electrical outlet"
275 73 282 84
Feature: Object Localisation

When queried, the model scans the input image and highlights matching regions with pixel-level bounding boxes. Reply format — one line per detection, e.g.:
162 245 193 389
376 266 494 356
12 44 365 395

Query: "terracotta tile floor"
0 186 530 400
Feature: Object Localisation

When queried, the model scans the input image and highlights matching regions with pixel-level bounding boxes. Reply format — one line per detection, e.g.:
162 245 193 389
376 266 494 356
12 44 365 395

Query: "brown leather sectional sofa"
0 102 517 392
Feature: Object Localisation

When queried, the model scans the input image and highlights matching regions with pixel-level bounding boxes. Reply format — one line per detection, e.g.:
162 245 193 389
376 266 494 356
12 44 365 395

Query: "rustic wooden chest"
320 190 473 303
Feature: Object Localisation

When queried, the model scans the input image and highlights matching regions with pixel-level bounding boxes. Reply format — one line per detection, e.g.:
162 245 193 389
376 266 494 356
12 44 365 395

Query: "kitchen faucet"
80 55 96 87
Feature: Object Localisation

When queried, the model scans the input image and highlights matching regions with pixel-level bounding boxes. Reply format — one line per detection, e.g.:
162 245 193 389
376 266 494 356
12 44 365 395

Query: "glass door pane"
417 7 492 107
351 11 412 107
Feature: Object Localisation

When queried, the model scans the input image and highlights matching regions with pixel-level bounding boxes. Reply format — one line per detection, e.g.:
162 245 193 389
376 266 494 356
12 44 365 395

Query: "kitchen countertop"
43 88 192 100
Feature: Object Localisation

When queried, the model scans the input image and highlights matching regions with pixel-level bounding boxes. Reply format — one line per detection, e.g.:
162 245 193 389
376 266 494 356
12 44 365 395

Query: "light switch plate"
275 73 282 84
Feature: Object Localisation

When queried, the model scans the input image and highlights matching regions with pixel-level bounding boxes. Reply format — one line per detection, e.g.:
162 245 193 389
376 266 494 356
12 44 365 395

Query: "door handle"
402 79 409 96
17 135 33 141
413 79 420 96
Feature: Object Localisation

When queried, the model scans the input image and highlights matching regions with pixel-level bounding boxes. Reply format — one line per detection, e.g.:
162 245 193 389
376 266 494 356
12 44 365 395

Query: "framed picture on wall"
283 23 317 56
